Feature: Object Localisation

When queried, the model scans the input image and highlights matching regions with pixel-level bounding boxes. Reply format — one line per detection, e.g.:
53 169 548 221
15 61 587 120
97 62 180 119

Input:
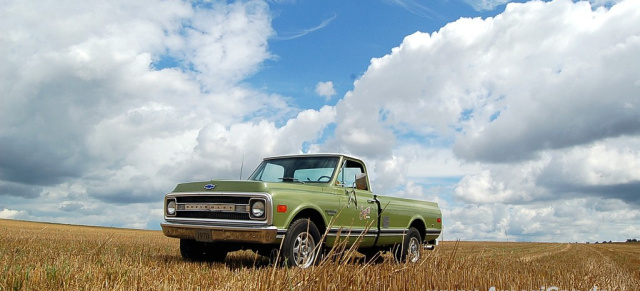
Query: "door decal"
359 206 371 220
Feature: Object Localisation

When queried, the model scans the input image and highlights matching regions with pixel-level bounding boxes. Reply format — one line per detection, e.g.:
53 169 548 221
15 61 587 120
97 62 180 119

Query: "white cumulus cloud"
315 81 337 100
0 0 333 229
0 208 29 220
322 0 640 242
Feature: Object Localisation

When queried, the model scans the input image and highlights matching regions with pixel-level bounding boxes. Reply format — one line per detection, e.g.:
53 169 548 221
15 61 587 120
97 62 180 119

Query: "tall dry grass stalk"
1 219 638 290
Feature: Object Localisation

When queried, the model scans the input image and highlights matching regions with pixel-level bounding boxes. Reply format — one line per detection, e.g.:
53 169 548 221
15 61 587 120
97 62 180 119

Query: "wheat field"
1 219 638 291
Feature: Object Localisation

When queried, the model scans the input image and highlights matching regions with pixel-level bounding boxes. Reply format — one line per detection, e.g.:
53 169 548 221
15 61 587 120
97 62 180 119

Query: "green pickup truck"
161 154 442 267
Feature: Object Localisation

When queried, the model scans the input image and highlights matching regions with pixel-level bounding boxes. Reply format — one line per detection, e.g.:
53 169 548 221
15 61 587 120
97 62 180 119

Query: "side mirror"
354 173 367 190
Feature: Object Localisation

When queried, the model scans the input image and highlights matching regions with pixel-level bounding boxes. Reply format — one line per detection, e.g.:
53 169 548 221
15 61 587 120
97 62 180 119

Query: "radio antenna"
239 155 244 180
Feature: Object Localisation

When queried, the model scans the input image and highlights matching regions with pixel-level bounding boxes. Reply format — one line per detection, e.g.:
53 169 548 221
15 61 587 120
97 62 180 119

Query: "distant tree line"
583 239 637 244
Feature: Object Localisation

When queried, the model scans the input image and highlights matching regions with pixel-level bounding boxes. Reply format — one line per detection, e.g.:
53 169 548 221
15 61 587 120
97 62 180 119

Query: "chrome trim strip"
326 228 407 234
164 192 273 225
377 232 406 237
164 218 269 227
327 233 379 238
325 227 409 238
426 228 442 235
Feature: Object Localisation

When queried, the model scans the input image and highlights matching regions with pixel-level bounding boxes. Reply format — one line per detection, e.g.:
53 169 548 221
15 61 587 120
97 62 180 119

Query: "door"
330 158 377 247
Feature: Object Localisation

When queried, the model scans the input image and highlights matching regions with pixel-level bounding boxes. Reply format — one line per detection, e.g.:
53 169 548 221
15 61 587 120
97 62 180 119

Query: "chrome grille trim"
164 192 272 225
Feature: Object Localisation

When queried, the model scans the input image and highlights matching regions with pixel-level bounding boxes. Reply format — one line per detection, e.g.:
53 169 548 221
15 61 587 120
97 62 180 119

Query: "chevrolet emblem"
204 184 216 190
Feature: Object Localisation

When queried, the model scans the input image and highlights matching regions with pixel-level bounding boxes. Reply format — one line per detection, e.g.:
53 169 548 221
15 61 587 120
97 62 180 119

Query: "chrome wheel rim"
407 236 421 263
293 232 316 268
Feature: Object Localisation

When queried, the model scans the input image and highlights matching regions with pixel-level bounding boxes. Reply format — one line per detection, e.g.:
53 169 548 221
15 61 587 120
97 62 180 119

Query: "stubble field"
1 219 638 291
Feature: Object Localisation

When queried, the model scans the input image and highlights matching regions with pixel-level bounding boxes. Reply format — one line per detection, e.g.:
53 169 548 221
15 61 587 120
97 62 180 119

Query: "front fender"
281 203 328 229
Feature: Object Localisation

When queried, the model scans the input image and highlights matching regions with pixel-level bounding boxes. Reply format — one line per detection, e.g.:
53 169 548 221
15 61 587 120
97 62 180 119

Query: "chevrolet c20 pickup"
161 154 442 267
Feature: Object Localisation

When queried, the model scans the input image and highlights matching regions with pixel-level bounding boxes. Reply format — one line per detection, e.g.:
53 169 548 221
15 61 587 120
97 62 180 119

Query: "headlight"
167 200 176 216
250 200 265 218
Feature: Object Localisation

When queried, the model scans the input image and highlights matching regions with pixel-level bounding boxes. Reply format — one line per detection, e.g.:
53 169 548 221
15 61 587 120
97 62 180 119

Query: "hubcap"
407 237 421 263
292 232 316 268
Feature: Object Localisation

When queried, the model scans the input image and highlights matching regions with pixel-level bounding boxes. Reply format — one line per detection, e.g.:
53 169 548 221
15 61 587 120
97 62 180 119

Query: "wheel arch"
409 217 426 242
288 207 327 235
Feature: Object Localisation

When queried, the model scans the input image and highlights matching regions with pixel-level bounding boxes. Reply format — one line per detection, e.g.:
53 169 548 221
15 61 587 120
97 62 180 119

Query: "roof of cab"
263 153 364 163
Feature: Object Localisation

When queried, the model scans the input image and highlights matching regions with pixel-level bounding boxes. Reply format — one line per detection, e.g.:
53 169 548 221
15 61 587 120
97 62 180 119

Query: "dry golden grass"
1 219 638 290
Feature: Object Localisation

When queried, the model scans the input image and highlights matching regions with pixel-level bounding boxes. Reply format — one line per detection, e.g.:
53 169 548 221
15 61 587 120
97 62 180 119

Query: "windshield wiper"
278 177 304 183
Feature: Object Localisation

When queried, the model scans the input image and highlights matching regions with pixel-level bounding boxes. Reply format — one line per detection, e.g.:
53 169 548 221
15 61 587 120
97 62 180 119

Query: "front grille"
177 196 250 204
168 194 268 222
177 211 251 220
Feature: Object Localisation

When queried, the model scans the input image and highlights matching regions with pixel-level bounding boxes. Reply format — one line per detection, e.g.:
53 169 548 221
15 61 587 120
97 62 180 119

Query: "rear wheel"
392 227 422 263
282 219 323 268
180 239 228 262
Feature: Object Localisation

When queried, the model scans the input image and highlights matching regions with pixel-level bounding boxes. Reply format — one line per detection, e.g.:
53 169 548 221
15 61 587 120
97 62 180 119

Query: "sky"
1 0 638 243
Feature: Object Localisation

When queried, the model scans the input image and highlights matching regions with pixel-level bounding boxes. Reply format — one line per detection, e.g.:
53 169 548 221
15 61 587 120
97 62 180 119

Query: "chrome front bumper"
161 222 278 244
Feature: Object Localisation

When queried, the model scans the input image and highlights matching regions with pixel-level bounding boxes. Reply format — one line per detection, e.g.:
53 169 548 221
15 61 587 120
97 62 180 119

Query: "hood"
171 179 325 194
172 180 267 193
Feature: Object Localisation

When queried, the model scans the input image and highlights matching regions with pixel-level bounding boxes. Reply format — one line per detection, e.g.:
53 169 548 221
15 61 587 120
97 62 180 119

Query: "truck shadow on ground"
154 252 277 270
155 250 384 270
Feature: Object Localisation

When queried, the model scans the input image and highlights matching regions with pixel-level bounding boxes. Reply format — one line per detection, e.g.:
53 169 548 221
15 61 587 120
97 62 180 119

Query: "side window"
337 160 367 189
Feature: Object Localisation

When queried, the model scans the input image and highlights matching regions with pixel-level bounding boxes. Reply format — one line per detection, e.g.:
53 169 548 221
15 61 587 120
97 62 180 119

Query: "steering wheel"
317 175 331 182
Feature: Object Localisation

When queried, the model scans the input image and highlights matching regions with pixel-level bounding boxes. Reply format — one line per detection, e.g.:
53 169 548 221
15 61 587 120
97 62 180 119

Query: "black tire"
281 219 323 268
180 239 228 262
392 227 422 263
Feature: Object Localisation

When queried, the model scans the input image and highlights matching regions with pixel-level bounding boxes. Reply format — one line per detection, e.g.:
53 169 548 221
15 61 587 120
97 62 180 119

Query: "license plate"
195 230 212 242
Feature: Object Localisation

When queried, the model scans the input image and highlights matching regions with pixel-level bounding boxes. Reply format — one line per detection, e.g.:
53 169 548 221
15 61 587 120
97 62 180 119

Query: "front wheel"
392 227 422 263
281 219 323 268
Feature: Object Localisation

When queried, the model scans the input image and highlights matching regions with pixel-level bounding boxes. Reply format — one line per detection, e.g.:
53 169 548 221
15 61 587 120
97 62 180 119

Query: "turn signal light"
277 205 287 213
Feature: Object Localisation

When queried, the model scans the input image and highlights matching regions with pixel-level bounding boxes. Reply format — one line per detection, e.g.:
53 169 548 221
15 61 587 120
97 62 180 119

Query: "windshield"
248 156 340 183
